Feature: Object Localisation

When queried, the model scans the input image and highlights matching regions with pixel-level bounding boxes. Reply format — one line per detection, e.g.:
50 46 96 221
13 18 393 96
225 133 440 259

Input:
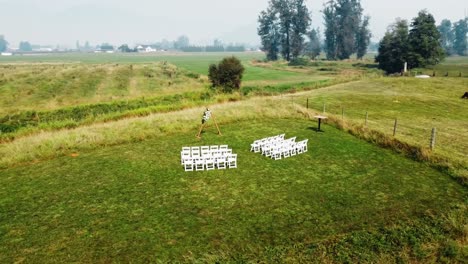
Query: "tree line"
376 11 467 74
438 18 468 56
258 0 371 62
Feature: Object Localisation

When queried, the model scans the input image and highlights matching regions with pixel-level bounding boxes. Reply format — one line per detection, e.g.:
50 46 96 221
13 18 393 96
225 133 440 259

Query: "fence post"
393 119 398 136
365 111 368 127
430 128 437 150
306 98 309 109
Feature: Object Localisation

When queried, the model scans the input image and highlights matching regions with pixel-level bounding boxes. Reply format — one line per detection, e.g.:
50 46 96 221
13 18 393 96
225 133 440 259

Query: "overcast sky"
0 0 466 47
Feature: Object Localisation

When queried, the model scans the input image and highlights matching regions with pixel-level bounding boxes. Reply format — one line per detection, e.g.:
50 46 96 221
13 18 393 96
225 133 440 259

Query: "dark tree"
407 10 445 68
375 19 410 74
258 7 281 60
19 41 32 52
0 35 8 52
323 0 369 60
208 57 245 93
290 0 311 60
118 44 132 53
356 16 371 59
323 1 338 60
335 0 363 60
305 28 321 59
438 19 454 55
453 18 468 56
258 0 311 61
274 0 294 61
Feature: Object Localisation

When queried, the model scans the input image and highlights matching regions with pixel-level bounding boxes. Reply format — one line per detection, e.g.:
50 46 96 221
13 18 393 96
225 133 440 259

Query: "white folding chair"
184 158 194 172
201 149 210 158
282 145 291 158
192 150 200 159
227 154 237 168
271 147 282 160
201 146 210 152
182 147 190 152
205 158 215 171
290 143 297 156
219 145 228 150
250 141 261 153
181 151 190 165
191 146 200 152
195 159 205 171
210 145 219 151
302 139 309 153
216 157 227 169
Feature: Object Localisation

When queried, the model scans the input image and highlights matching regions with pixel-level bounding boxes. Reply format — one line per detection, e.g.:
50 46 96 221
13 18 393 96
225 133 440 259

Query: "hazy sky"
0 0 466 47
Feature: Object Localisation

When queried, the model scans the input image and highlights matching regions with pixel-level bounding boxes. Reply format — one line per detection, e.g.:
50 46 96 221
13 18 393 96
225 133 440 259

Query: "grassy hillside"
0 119 466 263
288 77 468 177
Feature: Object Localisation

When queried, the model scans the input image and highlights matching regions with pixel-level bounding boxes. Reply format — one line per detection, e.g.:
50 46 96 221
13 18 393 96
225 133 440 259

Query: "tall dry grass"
0 97 301 168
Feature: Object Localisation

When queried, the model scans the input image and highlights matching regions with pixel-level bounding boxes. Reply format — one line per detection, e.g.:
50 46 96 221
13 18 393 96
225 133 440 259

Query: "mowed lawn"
0 119 465 262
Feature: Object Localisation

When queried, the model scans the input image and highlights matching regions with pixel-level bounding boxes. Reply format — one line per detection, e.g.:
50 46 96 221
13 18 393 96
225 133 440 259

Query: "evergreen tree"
258 6 281 60
323 0 369 60
323 1 338 60
356 16 371 59
305 28 322 59
453 18 468 56
438 19 454 55
258 0 311 61
407 10 445 68
290 0 311 60
0 35 8 52
335 0 363 60
375 19 410 74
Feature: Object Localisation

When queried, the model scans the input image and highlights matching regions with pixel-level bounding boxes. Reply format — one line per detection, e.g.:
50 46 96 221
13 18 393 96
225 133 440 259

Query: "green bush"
208 56 245 93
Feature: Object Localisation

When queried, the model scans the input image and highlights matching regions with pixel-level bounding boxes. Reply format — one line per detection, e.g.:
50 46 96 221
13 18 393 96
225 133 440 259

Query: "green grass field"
0 53 467 262
1 119 466 263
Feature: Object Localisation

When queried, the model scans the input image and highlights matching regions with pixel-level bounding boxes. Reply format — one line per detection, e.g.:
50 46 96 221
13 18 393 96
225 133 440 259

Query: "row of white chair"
181 145 237 171
250 134 285 153
183 154 237 172
251 135 308 160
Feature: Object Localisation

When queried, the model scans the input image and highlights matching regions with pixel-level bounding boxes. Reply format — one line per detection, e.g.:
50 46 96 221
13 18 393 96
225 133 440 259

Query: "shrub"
208 56 245 93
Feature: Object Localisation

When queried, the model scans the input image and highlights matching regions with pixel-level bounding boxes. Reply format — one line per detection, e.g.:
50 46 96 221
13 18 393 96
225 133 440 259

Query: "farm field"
0 53 467 262
0 119 466 263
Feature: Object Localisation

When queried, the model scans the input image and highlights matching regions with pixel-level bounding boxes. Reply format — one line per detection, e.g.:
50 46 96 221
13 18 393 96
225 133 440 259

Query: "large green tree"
335 0 363 60
375 19 410 74
290 0 311 60
258 6 281 60
0 35 8 52
323 0 369 60
438 19 454 55
407 10 445 68
257 0 311 61
323 1 338 59
355 15 371 59
453 18 467 56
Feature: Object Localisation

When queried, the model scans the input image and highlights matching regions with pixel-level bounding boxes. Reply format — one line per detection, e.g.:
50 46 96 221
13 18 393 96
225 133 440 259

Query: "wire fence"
278 96 467 167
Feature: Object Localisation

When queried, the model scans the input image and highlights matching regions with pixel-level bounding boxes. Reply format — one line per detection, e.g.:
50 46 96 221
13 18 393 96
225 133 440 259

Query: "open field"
0 54 467 262
288 77 468 175
1 119 466 263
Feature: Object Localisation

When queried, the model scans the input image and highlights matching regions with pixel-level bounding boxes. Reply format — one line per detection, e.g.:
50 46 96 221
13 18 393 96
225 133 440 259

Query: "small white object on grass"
415 75 431 79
